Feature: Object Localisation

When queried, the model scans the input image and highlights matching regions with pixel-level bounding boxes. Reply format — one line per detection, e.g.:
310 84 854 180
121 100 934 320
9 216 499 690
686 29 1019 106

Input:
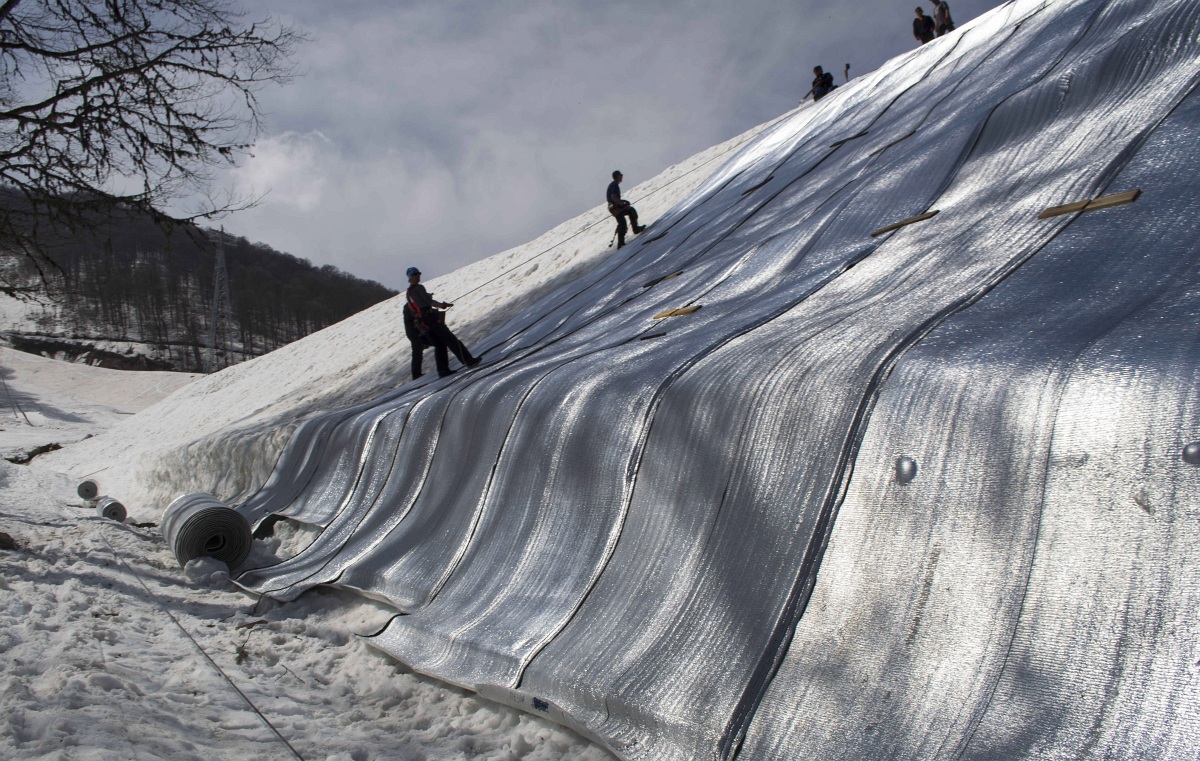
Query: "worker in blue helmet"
403 267 480 379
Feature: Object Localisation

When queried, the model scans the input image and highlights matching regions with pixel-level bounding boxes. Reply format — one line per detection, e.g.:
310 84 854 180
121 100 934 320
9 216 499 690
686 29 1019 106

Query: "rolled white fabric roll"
78 480 99 501
161 493 252 569
95 496 126 522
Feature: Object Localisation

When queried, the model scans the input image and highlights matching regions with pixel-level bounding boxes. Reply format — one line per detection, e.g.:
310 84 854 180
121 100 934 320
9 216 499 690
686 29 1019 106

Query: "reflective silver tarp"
229 0 1200 757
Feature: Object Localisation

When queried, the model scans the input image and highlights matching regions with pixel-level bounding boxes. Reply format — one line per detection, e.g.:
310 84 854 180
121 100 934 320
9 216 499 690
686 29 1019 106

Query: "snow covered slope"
0 346 197 461
43 0 1200 758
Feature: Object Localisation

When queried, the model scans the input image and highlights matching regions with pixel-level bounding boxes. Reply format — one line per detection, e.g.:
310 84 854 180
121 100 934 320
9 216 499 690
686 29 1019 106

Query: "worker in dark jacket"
402 302 431 380
913 7 936 44
812 66 837 101
405 267 480 378
607 170 645 249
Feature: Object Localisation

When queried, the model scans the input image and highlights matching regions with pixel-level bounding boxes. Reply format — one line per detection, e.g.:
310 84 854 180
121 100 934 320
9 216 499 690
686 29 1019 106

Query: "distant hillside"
0 207 397 372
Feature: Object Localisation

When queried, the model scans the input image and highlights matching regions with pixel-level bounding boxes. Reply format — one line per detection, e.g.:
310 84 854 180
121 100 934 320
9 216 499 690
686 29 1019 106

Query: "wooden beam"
1038 189 1141 219
1084 188 1141 211
652 305 702 320
869 210 940 238
1037 199 1090 219
642 271 684 288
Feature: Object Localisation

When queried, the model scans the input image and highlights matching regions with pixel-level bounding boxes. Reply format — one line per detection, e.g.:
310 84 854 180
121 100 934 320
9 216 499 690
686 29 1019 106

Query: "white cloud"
233 131 333 212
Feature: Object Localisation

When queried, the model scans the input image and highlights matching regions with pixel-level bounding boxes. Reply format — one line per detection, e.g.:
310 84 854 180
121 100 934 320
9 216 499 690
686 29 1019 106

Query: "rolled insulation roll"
95 496 127 522
78 479 99 501
162 493 252 569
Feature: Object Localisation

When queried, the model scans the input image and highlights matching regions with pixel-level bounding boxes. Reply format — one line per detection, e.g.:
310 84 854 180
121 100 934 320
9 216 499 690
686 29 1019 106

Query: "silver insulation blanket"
163 493 253 569
95 497 126 523
77 479 99 501
230 0 1200 757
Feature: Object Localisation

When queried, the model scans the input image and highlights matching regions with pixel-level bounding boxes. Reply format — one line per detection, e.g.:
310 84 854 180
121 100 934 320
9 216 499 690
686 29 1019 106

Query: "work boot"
438 369 456 378
633 225 646 234
466 356 481 368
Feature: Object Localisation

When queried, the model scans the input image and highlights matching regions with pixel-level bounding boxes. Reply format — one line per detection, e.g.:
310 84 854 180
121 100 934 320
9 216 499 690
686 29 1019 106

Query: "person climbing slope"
607 170 645 249
405 266 480 378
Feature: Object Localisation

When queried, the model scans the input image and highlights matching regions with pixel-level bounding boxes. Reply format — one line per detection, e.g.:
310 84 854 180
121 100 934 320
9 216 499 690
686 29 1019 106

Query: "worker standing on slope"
405 267 480 378
913 6 936 44
934 0 955 36
401 301 432 380
812 66 837 101
607 170 645 249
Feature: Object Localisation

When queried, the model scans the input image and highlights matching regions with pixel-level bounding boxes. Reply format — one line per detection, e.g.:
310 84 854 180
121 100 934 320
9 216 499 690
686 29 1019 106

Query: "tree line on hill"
4 206 396 373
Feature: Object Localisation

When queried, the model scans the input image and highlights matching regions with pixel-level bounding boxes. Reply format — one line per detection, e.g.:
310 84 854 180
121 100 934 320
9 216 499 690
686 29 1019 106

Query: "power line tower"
205 228 236 374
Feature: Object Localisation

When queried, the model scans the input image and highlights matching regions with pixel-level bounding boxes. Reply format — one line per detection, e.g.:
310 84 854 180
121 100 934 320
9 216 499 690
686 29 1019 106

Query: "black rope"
96 527 305 761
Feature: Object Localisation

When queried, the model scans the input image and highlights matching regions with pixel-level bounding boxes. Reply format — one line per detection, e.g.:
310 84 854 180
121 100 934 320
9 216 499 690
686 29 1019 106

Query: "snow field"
0 462 613 759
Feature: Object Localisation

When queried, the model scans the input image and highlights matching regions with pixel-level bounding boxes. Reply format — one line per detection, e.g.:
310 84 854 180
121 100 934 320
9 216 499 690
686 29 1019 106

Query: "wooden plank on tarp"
642 271 684 288
652 305 702 320
869 210 940 238
1037 189 1141 219
1037 199 1091 219
1084 188 1141 211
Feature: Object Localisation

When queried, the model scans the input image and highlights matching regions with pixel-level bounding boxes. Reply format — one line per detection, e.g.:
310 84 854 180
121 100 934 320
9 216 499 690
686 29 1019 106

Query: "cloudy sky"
214 0 1002 290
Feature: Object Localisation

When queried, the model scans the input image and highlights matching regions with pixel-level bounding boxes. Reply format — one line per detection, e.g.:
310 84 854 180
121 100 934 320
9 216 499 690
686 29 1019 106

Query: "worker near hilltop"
934 0 955 36
404 267 480 379
812 65 837 101
913 6 936 44
607 170 645 249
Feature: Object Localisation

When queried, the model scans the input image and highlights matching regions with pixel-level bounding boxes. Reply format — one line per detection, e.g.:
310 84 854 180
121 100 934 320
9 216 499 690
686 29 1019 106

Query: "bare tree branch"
0 0 22 26
0 0 302 289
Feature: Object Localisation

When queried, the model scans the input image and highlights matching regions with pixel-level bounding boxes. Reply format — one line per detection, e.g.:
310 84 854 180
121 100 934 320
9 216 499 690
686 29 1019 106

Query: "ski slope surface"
47 0 1200 758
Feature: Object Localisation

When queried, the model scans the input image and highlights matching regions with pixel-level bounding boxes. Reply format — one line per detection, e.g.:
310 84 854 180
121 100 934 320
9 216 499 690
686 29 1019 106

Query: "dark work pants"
429 322 475 376
409 339 427 379
611 205 640 246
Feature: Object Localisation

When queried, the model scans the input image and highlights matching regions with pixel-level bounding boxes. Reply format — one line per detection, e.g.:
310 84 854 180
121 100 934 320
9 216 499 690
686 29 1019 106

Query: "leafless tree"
0 0 301 296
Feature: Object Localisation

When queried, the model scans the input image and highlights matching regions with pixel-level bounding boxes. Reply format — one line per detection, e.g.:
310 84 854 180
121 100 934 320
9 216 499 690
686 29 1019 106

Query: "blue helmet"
406 267 421 278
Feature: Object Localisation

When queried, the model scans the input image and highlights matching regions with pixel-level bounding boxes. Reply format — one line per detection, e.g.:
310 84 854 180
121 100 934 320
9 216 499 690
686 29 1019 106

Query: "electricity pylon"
205 228 236 374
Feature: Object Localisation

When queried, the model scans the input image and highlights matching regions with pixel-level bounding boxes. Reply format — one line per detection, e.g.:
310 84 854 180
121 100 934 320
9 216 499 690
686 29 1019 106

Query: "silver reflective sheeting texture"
164 493 253 569
95 496 126 523
229 0 1200 757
